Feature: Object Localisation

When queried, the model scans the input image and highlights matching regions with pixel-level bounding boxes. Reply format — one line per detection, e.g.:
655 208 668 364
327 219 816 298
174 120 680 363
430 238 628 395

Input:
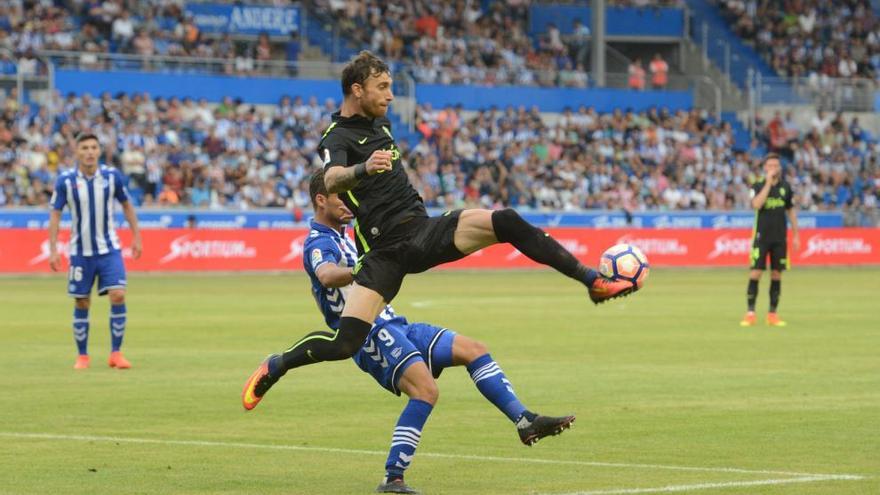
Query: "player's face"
76 139 101 167
357 71 394 118
322 193 354 224
764 158 781 182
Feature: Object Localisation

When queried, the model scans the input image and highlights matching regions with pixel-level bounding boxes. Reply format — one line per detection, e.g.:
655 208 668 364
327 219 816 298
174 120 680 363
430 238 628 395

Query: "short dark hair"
309 169 328 208
341 50 390 96
762 152 781 165
75 133 99 145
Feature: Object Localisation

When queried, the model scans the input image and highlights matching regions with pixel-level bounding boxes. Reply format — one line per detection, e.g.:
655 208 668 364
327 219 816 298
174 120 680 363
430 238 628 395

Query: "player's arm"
750 180 774 209
48 209 62 272
315 263 354 288
787 196 800 252
48 177 67 272
323 146 394 194
306 238 351 288
121 201 143 259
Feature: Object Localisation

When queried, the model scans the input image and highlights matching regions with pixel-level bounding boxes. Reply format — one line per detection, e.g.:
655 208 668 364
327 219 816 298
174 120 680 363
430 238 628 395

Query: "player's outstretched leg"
242 287 384 410
241 320 369 410
456 209 636 304
455 336 575 446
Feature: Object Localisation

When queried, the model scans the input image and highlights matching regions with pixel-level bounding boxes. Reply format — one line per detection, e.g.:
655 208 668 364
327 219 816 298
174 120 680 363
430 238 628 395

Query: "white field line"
0 431 865 482
544 475 862 495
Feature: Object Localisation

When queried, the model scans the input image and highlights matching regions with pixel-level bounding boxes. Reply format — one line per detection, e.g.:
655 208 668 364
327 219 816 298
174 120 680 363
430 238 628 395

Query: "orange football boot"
589 276 637 304
766 313 787 327
242 354 282 411
740 311 757 327
108 351 131 369
74 355 90 369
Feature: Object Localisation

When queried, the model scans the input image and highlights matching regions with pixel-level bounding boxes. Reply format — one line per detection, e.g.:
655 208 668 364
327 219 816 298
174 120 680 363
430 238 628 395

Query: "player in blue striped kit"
48 133 142 369
243 171 574 494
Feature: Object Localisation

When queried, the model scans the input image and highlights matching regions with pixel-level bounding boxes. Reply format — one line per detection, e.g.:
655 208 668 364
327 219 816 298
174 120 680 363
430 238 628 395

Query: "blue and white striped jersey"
303 219 402 330
51 165 130 257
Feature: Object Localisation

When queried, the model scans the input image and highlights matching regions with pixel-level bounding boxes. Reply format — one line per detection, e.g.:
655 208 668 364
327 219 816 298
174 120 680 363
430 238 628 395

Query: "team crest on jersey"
384 144 401 162
311 248 323 269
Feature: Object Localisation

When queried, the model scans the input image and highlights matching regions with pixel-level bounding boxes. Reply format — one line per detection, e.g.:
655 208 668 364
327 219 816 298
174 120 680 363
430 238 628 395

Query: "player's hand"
49 252 61 272
132 235 143 260
792 234 800 253
366 150 393 175
768 169 780 185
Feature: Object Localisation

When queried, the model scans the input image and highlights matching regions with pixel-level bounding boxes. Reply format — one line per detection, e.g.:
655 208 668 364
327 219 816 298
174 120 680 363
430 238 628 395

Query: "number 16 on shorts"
67 252 127 297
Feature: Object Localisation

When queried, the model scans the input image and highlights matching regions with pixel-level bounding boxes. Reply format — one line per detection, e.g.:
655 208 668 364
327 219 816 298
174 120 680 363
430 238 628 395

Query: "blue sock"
384 399 433 481
73 308 89 355
110 304 126 352
467 354 529 423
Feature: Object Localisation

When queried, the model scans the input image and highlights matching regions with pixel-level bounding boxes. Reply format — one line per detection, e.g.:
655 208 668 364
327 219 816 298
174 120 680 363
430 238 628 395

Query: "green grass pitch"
1 268 878 494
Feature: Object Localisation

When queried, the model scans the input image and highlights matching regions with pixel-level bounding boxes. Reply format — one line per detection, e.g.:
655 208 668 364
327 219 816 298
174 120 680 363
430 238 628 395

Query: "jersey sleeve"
749 181 763 199
784 184 794 209
113 169 130 203
303 235 343 277
50 176 67 211
320 133 349 170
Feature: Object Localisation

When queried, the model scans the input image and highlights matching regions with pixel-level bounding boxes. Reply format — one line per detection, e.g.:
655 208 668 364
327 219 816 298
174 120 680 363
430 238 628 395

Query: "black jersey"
750 179 793 243
319 112 427 253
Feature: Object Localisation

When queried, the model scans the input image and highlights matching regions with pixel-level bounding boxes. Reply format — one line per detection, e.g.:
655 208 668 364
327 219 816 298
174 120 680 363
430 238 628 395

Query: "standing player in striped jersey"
48 133 142 369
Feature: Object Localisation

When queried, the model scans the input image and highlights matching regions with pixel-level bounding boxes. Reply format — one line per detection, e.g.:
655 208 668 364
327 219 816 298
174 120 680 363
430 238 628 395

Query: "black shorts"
354 210 465 302
750 238 788 271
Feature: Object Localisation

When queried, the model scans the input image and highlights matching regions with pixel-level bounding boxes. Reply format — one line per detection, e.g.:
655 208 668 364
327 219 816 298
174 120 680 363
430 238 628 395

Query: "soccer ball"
598 243 649 288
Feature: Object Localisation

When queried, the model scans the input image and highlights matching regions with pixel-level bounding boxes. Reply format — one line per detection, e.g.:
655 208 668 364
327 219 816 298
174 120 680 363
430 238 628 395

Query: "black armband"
354 162 368 180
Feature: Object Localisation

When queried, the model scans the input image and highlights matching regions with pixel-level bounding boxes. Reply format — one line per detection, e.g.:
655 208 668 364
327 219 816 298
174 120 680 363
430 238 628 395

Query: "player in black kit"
741 153 800 327
243 52 636 444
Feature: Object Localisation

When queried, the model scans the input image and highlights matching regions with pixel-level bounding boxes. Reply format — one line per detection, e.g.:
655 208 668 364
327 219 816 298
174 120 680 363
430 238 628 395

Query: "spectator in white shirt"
112 10 136 45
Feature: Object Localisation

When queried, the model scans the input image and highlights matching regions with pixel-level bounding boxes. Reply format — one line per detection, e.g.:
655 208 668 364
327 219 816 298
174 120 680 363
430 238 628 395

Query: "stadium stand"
0 1 875 226
307 0 590 87
0 0 299 76
1 1 688 86
717 0 877 80
0 91 876 225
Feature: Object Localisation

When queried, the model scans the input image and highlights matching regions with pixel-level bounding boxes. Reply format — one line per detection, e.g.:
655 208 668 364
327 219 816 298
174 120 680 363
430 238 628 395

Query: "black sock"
278 317 372 373
747 279 758 311
769 279 781 312
492 208 596 287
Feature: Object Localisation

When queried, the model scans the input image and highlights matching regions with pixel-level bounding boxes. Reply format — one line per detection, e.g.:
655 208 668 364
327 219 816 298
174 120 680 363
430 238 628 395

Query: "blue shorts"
353 319 456 396
67 251 127 298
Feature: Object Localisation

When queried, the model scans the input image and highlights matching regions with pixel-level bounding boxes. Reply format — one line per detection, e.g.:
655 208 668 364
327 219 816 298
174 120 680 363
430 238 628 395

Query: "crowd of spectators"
311 0 598 87
718 0 880 82
0 89 331 211
408 103 877 218
0 0 685 87
0 1 301 76
1 91 875 224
